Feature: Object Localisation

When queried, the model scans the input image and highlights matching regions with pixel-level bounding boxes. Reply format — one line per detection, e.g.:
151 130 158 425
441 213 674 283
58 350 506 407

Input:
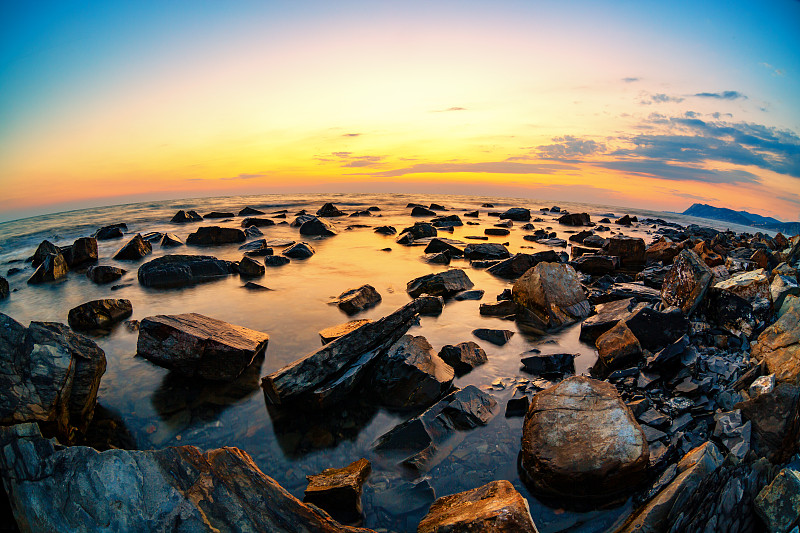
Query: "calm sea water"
0 193 763 532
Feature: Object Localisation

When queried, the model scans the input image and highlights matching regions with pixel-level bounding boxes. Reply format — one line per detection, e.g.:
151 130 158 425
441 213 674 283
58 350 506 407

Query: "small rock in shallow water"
472 328 514 346
438 342 487 376
68 299 133 331
304 458 371 524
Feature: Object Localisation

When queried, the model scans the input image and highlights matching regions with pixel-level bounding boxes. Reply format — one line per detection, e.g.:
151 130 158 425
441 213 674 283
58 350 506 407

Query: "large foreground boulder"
68 299 133 331
752 295 800 383
661 249 713 315
0 314 106 443
61 237 98 267
512 262 590 332
407 269 474 298
137 313 269 381
520 376 648 502
186 226 246 245
138 254 234 288
417 480 538 533
304 458 372 524
0 423 370 533
27 253 68 284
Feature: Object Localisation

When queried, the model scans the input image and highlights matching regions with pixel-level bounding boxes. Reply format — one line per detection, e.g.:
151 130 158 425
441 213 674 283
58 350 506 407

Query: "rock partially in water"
62 237 98 267
27 253 68 284
304 458 371 524
399 222 437 242
557 212 591 226
438 341 487 376
187 226 246 245
170 209 203 223
113 234 152 260
31 239 61 266
479 300 519 317
317 202 347 217
520 376 648 503
334 284 382 315
594 321 642 375
520 351 575 377
319 319 373 344
604 235 646 269
160 232 184 247
755 467 800 533
752 295 800 383
264 255 291 266
417 480 538 533
137 313 269 381
487 251 561 279
579 297 636 342
301 217 338 236
0 276 8 299
418 295 445 316
499 207 531 221
94 223 127 239
472 328 514 346
241 217 276 227
238 206 265 216
0 314 106 443
68 299 133 331
238 256 265 277
283 241 315 259
661 249 713 315
412 206 437 216
374 225 397 235
463 243 510 260
138 254 234 288
0 423 368 533
407 269 474 298
204 211 235 219
86 265 126 284
512 262 590 332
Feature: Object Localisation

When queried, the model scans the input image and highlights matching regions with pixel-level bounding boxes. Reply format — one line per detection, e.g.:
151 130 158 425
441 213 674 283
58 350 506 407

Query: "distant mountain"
682 203 800 235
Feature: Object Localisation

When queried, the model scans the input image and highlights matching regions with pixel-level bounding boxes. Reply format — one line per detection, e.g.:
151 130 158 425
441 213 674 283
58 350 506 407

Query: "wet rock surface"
512 262 590 332
304 458 372 524
112 233 152 260
335 284 382 315
438 341 487 376
27 252 68 284
407 269 474 298
68 299 133 331
138 254 234 288
186 226 247 245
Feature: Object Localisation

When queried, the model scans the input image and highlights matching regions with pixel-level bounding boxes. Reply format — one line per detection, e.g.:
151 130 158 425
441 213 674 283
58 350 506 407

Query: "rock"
569 230 594 244
594 322 642 375
454 289 484 301
624 306 689 351
754 467 800 533
417 480 538 533
371 335 454 409
186 226 246 245
557 212 591 226
137 313 269 381
713 409 751 459
241 217 276 228
62 237 98 267
319 320 373 344
714 268 771 303
263 299 426 407
644 334 689 370
407 269 474 298
317 203 346 217
616 214 634 226
0 277 8 299
283 241 315 259
204 211 235 218
244 225 263 238
431 214 463 227
31 239 61 266
661 249 713 315
499 207 531 221
749 374 776 398
487 251 561 279
583 234 606 248
170 209 202 223
463 210 479 217
400 222 437 241
438 342 487 375
479 300 519 317
238 206 265 216
86 265 126 284
645 237 680 265
735 382 800 462
423 252 450 264
304 458 371 524
520 351 576 377
240 238 269 251
752 295 800 383
160 232 184 246
512 262 590 332
68 299 133 331
699 287 757 338
0 423 368 533
94 223 127 239
771 274 800 310
113 234 152 260
292 214 317 227
506 395 531 417
138 254 233 288
418 295 445 316
520 376 648 502
264 255 291 266
412 206 437 216
301 217 338 236
571 254 618 275
142 231 163 242
243 281 271 291
472 328 514 346
463 243 510 260
335 285 381 315
604 236 646 269
374 225 397 235
692 241 724 267
27 253 68 284
485 228 510 236
579 298 635 342
238 256 265 277
0 314 106 442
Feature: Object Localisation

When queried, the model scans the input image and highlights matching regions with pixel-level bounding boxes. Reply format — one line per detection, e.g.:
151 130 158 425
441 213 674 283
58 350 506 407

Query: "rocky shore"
1 198 799 532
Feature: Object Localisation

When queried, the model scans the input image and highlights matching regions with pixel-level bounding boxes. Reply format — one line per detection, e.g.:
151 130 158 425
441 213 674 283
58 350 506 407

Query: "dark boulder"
661 249 713 315
31 239 60 266
557 213 591 226
0 277 8 299
407 269 474 298
520 351 576 377
735 383 800 462
594 322 642 375
187 226 246 245
487 251 561 279
86 265 126 284
160 233 184 246
264 255 291 266
472 328 514 346
479 300 519 317
615 214 634 226
317 203 346 217
94 223 127 239
241 217 276 227
645 237 680 264
238 206 265 216
424 238 465 256
500 207 531 221
399 222 437 241
68 299 133 331
412 206 437 216
374 225 396 235
512 262 590 332
431 214 463 227
335 285 382 315
463 243 510 260
304 458 372 524
138 254 234 288
283 241 315 259
204 211 235 219
62 237 98 267
27 253 68 284
485 228 510 236
624 306 689 351
300 217 338 236
113 234 152 260
238 256 265 277
571 254 618 275
579 298 635 342
438 342 488 376
604 236 646 269
170 209 203 223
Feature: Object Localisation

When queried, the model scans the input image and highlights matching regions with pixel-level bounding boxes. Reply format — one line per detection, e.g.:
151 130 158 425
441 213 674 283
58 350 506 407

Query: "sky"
1 0 800 222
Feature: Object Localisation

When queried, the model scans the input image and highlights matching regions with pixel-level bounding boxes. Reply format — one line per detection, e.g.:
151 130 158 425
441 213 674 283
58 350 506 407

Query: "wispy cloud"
640 93 684 105
321 152 386 168
693 91 747 100
221 173 266 181
433 106 467 112
622 77 640 83
363 161 573 178
535 135 606 160
342 133 361 137
760 62 785 77
595 160 759 184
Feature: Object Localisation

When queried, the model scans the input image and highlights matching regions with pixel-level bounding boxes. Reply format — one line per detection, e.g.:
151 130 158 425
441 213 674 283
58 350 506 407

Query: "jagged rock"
487 251 561 279
423 252 450 264
292 214 317 227
263 299 425 407
187 226 246 245
304 458 371 524
569 230 594 244
624 307 689 351
463 243 510 260
171 209 203 223
417 480 538 533
334 285 381 315
506 395 531 417
283 241 315 259
142 231 164 242
399 222 437 241
735 382 800 462
712 409 751 459
317 203 346 217
27 253 68 284
755 467 800 533
594 322 642 375
374 225 396 235
520 351 575 377
512 262 590 332
752 295 800 383
771 274 800 310
635 264 672 289
479 300 519 317
0 277 8 299
423 239 464 257
0 314 106 442
472 328 514 346
646 237 680 265
137 313 269 381
138 254 233 288
583 234 606 248
520 376 648 502
241 217 275 227
62 237 98 267
0 423 368 533
557 212 591 226
432 214 463 227
579 298 636 342
238 256 265 277
604 236 646 269
238 206 265 216
437 342 487 376
418 295 445 316
644 335 689 370
264 255 291 266
661 249 713 315
571 254 618 275
412 206 437 216
319 320 372 344
616 214 634 226
371 335 454 409
714 268 770 303
94 223 127 239
86 265 126 284
749 374 776 398
699 287 756 338
240 238 269 251
68 299 133 331
244 225 263 238
113 234 152 260
693 241 724 267
301 217 338 236
243 281 271 291
407 269 474 298
160 233 184 247
31 240 60 266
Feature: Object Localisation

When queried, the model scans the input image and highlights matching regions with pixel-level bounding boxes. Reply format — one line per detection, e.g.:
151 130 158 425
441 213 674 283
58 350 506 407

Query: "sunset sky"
1 0 799 222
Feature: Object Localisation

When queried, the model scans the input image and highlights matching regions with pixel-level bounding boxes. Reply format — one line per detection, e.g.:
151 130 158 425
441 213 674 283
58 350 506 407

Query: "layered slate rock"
571 254 618 275
603 236 646 269
319 319 373 344
438 341 487 376
300 217 338 236
0 424 370 533
463 243 510 260
594 322 642 376
263 299 426 407
137 313 269 381
417 480 538 533
62 237 98 267
27 253 68 284
170 209 203 223
112 234 152 260
86 265 127 284
407 269 474 298
752 295 800 383
579 298 635 342
370 335 454 410
334 284 382 315
714 268 771 303
68 299 133 331
138 254 234 288
661 249 713 315
645 237 680 265
735 382 800 462
0 314 106 443
512 262 590 332
187 226 246 245
520 376 649 501
755 467 800 533
486 251 561 279
304 458 372 524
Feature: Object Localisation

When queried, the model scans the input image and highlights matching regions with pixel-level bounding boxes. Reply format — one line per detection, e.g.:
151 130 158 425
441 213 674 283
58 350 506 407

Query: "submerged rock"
334 284 382 315
512 262 590 332
113 233 152 260
283 241 315 259
437 342 487 376
27 253 68 284
68 299 133 331
187 226 246 245
661 249 713 315
238 256 265 277
304 458 371 524
170 209 203 223
472 328 514 346
138 254 233 288
241 217 276 227
407 269 474 298
557 212 591 226
0 314 106 443
86 265 127 284
300 217 338 236
137 313 269 381
204 211 235 219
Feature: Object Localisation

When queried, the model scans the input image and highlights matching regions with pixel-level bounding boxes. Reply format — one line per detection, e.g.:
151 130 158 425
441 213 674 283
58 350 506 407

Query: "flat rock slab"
304 458 372 524
319 319 373 344
407 269 474 298
138 254 233 288
418 480 538 533
137 313 269 381
68 299 133 331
